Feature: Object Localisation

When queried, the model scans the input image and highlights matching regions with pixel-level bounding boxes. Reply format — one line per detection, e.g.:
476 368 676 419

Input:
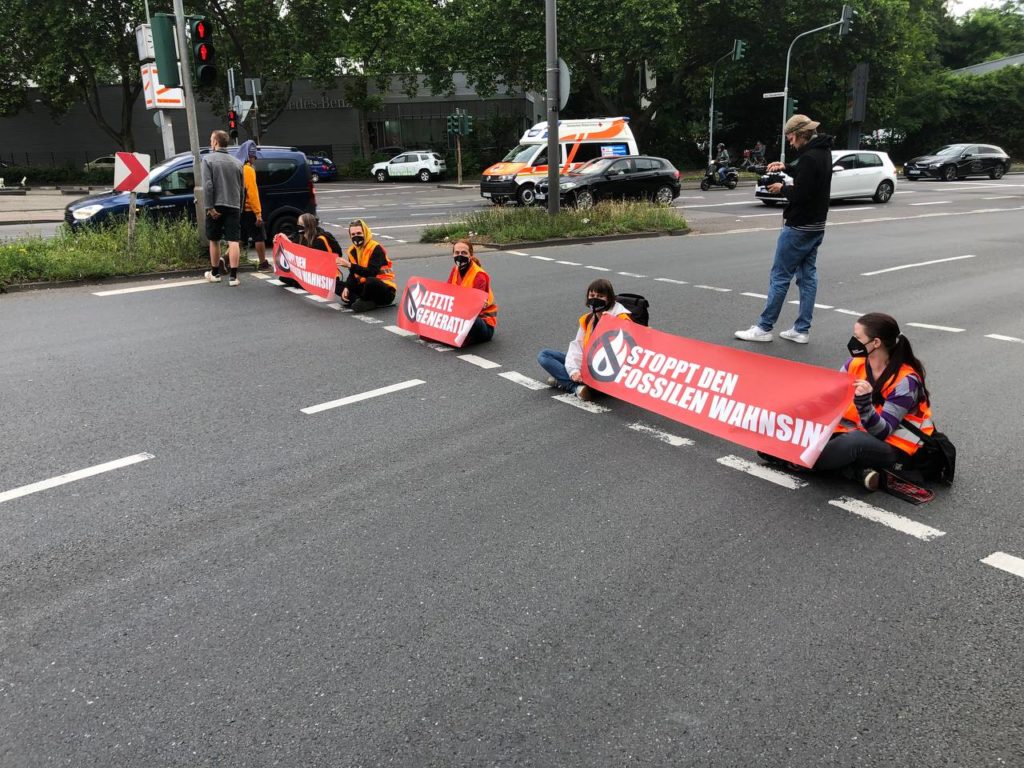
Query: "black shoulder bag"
899 419 956 485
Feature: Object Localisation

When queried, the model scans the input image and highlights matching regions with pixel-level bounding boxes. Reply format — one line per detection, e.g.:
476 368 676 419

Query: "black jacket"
782 134 833 229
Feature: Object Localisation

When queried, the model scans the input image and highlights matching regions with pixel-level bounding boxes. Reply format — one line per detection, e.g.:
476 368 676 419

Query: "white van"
480 117 640 206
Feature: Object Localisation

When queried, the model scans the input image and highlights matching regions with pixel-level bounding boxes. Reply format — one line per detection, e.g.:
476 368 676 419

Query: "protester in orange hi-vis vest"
279 213 343 289
446 239 498 344
537 278 632 401
760 312 934 492
338 218 396 311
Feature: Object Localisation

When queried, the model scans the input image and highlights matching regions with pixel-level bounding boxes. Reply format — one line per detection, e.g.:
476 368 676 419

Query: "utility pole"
707 46 734 166
544 0 559 215
172 0 207 245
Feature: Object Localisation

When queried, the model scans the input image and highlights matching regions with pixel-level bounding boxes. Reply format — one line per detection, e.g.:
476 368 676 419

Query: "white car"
84 155 116 172
371 151 446 183
755 150 897 206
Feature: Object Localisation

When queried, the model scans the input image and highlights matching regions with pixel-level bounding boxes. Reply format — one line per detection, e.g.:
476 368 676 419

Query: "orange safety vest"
579 308 631 349
448 262 498 327
347 239 396 289
836 357 934 455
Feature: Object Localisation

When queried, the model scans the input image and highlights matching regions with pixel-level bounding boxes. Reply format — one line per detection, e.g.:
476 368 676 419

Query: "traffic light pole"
544 0 559 216
707 48 733 166
780 18 843 163
172 0 207 245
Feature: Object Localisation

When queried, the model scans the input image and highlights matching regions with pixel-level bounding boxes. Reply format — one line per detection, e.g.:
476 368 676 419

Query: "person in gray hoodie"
202 130 244 286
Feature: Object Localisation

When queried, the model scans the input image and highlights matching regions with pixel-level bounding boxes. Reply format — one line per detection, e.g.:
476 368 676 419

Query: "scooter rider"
716 143 731 183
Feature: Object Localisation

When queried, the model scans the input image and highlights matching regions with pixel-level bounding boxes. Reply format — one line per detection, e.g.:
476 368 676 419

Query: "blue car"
65 146 316 240
307 155 338 183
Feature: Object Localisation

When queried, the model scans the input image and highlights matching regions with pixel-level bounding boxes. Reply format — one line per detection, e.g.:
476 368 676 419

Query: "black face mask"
454 255 470 270
587 297 609 312
351 235 365 246
847 336 869 357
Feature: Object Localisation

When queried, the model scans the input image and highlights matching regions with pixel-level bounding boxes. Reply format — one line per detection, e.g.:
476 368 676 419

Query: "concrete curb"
0 216 64 225
1 267 215 294
477 229 690 251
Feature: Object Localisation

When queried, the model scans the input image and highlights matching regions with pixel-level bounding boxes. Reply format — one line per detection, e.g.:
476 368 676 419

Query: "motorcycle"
700 162 738 190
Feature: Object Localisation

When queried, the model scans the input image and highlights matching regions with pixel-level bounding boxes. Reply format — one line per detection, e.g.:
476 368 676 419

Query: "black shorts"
240 211 266 244
206 206 241 242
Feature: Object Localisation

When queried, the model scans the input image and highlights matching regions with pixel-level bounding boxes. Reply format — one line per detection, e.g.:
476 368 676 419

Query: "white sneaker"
735 325 772 342
204 270 221 283
228 276 240 287
780 328 809 344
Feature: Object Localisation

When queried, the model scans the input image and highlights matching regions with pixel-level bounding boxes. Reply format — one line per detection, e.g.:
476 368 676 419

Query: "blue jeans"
718 166 728 183
757 225 824 334
537 349 578 393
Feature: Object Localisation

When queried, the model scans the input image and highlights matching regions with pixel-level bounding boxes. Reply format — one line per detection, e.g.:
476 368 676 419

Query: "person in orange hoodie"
338 218 396 311
237 141 269 270
446 239 497 344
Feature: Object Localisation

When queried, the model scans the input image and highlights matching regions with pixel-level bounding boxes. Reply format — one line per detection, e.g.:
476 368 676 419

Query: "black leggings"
813 430 907 472
341 277 395 307
465 317 495 345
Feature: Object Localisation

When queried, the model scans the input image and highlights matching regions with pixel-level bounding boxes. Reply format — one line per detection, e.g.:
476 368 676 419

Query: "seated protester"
338 218 396 311
447 239 497 345
762 312 934 491
537 278 632 401
281 213 341 288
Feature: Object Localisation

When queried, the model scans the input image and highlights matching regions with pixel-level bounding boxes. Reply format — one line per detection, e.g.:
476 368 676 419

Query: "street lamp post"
545 0 559 215
707 48 734 166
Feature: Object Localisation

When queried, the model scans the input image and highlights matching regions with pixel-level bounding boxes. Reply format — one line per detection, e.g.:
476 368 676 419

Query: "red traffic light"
194 20 209 41
196 43 212 63
227 110 238 129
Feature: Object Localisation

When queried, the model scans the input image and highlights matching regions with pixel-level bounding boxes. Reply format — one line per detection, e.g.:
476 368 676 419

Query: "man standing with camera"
735 114 833 344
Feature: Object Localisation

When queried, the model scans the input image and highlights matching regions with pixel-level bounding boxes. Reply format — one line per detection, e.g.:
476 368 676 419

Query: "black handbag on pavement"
899 419 956 485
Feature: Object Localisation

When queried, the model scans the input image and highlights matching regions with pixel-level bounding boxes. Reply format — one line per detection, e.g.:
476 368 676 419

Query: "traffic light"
461 114 474 136
786 97 799 118
839 4 855 36
714 110 723 130
733 39 747 61
151 14 180 88
190 17 216 87
447 114 459 135
227 109 238 139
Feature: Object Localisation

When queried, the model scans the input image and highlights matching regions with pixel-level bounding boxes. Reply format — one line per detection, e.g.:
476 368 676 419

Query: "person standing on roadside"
238 140 269 271
338 219 396 311
735 114 833 344
202 130 244 286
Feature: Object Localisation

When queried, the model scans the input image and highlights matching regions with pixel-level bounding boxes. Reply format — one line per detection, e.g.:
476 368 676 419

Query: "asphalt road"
1 183 1023 766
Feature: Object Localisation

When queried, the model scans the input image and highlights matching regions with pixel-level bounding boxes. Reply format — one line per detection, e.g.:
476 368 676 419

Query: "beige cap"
784 114 820 135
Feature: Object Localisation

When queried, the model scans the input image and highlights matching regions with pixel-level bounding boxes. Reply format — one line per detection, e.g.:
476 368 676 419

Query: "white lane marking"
695 227 775 236
325 222 444 230
695 284 731 292
285 286 309 295
458 354 502 369
617 271 647 278
627 422 694 446
685 200 760 209
327 304 342 311
828 497 946 541
789 300 834 309
552 393 611 413
655 277 688 285
379 234 395 240
982 196 1016 200
307 295 331 303
586 265 611 271
676 195 705 199
861 254 976 276
736 213 782 219
834 308 863 316
907 322 965 333
316 206 367 212
556 260 582 266
981 552 1024 580
498 371 549 390
250 272 273 280
0 453 154 505
411 212 445 216
384 325 417 337
531 255 555 261
394 239 408 244
426 342 453 352
92 279 207 296
742 291 768 299
337 306 353 313
353 314 384 324
266 278 285 286
301 379 425 414
909 201 952 206
717 455 808 489
985 333 1024 343
506 250 529 256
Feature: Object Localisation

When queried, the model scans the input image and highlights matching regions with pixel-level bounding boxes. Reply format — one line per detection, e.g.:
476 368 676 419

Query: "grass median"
0 219 204 290
420 201 688 245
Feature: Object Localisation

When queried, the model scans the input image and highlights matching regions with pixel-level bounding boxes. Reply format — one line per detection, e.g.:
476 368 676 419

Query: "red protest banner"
272 234 339 300
397 276 487 347
582 315 853 467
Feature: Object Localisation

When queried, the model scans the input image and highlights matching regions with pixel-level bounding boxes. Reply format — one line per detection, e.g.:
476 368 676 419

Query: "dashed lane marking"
353 314 384 324
532 255 555 261
717 455 809 490
499 371 549 390
655 277 688 285
301 379 425 414
834 308 863 316
828 497 946 541
250 272 273 280
907 322 966 333
556 260 582 266
426 342 453 352
909 201 952 206
306 295 332 303
627 422 694 446
742 291 768 299
861 254 975 276
266 279 285 286
695 285 731 292
982 196 1017 200
92 279 207 296
458 354 502 369
552 393 611 413
789 300 834 309
586 265 611 271
981 552 1024 580
506 250 529 256
985 334 1024 344
0 453 155 505
384 325 417 337
285 286 308 295
617 271 646 278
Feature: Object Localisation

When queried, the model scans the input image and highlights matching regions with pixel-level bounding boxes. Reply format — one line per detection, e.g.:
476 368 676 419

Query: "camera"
760 172 786 188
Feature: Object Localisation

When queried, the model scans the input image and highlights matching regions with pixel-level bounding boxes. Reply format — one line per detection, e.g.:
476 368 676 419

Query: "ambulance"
480 117 639 206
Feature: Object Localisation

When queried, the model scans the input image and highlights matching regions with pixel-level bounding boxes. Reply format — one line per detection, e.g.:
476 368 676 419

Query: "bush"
0 165 113 186
339 157 374 179
420 201 687 245
0 217 204 289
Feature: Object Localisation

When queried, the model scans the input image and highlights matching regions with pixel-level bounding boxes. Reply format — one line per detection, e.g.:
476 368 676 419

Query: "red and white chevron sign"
114 152 151 193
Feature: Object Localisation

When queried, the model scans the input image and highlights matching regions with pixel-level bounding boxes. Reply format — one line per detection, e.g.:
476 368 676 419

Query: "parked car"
84 155 116 172
371 151 447 183
535 155 681 209
306 155 337 183
65 145 315 238
755 150 898 206
903 143 1010 181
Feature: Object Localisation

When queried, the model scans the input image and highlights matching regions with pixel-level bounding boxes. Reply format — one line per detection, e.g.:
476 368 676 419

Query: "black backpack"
899 420 957 485
617 293 650 326
318 228 344 255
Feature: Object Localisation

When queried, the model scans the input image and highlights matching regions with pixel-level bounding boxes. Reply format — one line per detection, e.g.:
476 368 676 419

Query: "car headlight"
560 181 578 190
928 162 942 168
72 204 103 221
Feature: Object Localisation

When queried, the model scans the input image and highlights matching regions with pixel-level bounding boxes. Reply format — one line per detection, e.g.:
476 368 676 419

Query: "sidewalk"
0 190 74 224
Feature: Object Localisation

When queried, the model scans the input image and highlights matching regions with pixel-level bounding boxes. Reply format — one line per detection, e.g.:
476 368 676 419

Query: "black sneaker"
256 261 272 272
351 298 377 312
860 468 880 491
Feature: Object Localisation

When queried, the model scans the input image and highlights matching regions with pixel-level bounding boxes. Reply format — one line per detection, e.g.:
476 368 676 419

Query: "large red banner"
397 276 487 347
272 234 339 299
582 315 853 467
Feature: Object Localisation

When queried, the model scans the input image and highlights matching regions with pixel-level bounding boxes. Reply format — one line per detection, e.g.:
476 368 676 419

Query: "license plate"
907 170 920 176
481 192 491 197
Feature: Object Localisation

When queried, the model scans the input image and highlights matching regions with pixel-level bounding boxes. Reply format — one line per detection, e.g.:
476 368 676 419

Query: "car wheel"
375 170 387 183
418 169 432 183
761 199 779 207
726 178 737 190
873 180 894 203
574 189 595 209
269 213 298 239
942 165 957 182
990 165 1005 180
491 195 509 206
654 185 674 204
699 178 711 191
517 184 537 206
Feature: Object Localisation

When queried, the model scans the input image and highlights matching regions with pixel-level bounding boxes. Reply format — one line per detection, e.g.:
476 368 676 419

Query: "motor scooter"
700 162 738 190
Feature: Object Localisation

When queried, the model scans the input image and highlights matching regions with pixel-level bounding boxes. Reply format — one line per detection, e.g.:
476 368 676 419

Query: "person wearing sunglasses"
446 239 498 344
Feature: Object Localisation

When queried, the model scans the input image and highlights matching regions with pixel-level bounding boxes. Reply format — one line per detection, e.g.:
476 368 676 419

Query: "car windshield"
934 145 967 156
570 158 615 175
502 144 537 163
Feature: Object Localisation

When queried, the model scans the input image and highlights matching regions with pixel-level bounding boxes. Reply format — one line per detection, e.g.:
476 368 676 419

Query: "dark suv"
65 146 316 239
535 155 681 209
903 143 1011 181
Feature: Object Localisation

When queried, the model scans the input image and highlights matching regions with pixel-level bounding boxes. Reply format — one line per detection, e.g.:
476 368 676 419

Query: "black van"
65 146 316 238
